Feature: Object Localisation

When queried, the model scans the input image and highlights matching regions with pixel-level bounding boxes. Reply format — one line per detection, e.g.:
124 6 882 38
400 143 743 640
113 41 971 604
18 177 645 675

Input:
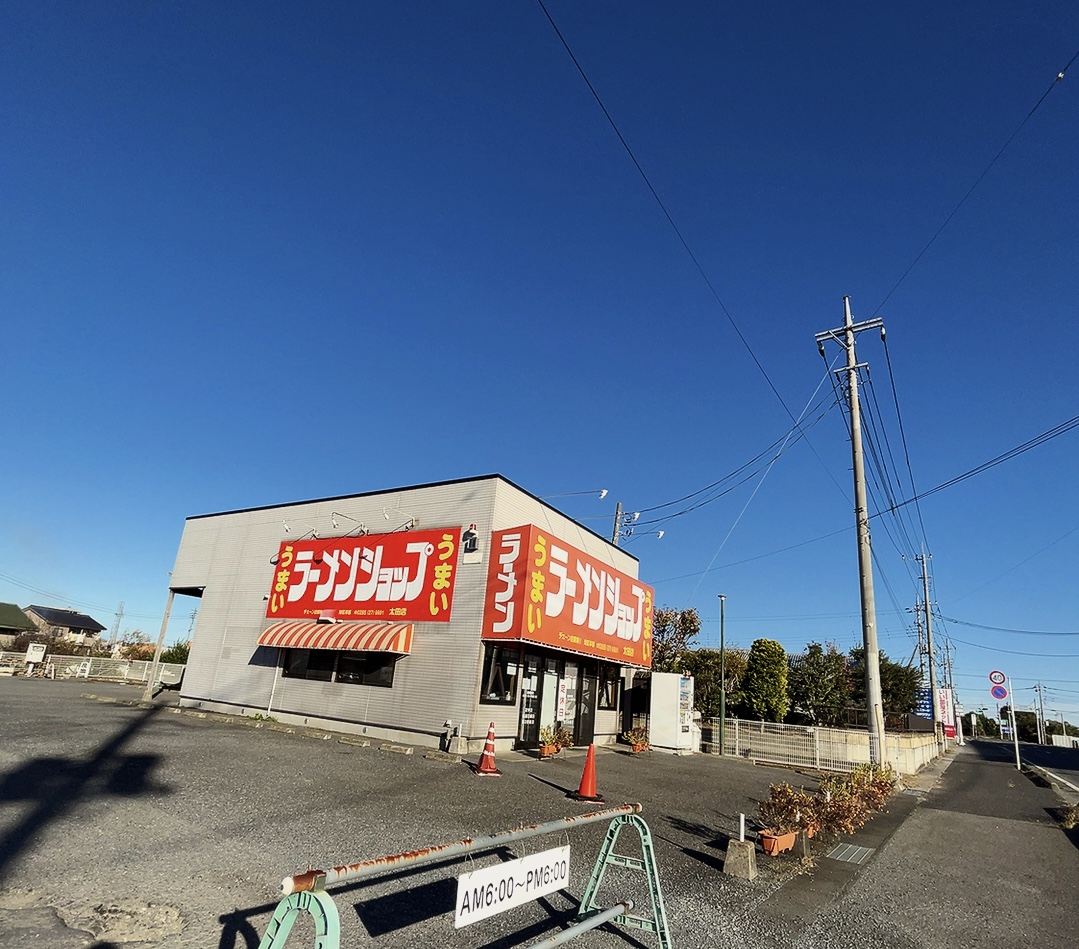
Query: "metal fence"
701 716 941 775
0 651 185 685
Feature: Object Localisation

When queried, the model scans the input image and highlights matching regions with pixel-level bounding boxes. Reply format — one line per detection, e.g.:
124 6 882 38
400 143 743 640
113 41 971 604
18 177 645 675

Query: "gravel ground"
0 680 801 948
3 681 1075 949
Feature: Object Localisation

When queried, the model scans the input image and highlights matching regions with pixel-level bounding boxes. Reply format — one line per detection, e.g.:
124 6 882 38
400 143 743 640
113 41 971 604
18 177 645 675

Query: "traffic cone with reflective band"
473 722 502 776
568 743 604 802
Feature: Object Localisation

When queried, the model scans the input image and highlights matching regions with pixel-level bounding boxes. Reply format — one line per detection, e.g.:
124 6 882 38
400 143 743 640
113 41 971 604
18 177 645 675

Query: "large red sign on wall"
481 525 653 668
267 527 461 622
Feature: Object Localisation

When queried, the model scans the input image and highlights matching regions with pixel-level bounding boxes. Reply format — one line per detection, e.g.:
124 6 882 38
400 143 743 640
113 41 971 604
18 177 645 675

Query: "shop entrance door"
518 653 542 746
576 670 597 745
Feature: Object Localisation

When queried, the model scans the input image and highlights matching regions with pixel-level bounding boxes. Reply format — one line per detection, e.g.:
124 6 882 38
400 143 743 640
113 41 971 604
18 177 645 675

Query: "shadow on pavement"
0 704 167 886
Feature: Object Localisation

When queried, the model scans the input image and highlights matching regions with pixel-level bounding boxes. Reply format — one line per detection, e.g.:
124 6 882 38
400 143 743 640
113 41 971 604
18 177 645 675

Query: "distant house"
23 605 107 645
0 602 36 648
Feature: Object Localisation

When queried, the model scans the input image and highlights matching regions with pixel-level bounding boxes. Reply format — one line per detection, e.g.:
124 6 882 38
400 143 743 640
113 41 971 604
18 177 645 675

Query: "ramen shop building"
171 475 654 751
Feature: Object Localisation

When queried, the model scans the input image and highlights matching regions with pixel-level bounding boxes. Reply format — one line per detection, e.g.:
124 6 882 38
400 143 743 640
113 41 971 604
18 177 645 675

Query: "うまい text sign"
267 527 461 622
481 525 653 667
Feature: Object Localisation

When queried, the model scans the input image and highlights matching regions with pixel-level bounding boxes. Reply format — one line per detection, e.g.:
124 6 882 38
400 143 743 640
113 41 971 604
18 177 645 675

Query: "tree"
739 638 788 722
161 641 190 665
681 647 748 719
849 647 922 717
650 607 700 672
787 642 851 726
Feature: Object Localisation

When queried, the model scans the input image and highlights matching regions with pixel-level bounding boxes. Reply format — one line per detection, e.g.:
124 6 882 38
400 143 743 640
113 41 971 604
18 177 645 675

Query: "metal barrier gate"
259 803 671 949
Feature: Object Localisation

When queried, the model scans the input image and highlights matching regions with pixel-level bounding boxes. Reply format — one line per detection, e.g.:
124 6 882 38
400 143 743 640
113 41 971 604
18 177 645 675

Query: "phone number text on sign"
454 845 570 929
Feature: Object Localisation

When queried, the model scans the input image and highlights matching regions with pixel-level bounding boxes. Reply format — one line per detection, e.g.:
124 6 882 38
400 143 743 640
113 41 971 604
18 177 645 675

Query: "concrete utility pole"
612 502 623 546
1035 684 1047 744
917 551 942 745
718 594 726 755
816 296 886 763
142 589 175 702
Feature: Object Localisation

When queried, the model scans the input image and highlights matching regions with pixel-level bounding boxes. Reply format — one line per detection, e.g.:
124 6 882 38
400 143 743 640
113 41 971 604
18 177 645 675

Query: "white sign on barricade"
454 845 570 929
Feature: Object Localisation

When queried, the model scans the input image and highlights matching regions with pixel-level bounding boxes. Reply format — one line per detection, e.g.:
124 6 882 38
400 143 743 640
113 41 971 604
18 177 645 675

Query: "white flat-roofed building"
170 474 654 752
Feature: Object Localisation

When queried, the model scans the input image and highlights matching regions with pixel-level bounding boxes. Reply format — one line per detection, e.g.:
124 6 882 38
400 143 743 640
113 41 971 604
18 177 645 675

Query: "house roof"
0 602 35 632
25 605 107 633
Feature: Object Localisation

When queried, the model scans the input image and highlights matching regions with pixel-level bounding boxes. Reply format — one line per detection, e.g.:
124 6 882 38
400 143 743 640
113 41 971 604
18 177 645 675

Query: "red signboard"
481 525 654 668
267 527 461 623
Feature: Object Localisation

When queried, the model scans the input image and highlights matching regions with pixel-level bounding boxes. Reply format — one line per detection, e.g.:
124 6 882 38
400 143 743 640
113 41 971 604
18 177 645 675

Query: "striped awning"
257 622 414 655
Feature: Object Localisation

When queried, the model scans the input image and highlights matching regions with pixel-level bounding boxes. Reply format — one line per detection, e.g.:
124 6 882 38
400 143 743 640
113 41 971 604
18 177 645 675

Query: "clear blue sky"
3 2 1077 723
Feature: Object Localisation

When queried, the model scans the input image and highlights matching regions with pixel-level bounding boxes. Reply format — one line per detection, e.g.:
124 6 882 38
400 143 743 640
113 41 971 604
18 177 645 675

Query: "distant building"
23 605 107 645
0 602 36 648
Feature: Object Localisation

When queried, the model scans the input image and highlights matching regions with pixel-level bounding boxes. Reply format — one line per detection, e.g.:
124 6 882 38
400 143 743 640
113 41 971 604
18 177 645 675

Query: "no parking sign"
990 684 1008 701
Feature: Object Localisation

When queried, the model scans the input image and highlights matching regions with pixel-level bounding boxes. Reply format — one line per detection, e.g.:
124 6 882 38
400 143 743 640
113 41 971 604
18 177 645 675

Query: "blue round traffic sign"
990 684 1008 701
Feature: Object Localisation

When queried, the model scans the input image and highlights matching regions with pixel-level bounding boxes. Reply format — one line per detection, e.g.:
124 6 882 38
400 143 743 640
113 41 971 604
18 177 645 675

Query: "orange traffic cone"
473 722 502 776
568 743 604 802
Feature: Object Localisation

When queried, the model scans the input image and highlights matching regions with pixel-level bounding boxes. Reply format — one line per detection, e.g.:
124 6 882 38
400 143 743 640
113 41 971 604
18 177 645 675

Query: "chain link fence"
701 716 940 775
0 651 185 685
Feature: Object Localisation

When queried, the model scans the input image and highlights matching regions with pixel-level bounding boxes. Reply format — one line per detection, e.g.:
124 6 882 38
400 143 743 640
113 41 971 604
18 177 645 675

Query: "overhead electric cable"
946 636 1079 659
939 615 1079 636
884 412 1079 512
536 0 851 502
873 46 1079 314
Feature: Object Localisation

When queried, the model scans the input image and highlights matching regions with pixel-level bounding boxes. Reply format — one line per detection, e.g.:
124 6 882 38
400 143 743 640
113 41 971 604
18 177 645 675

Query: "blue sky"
3 2 1078 724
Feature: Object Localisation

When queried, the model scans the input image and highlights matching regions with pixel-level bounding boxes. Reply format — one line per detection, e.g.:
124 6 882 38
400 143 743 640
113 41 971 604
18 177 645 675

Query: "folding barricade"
258 803 671 949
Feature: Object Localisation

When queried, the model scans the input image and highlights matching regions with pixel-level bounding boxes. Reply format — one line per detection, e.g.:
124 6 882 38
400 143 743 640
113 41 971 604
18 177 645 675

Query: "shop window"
282 649 335 682
336 653 397 688
598 664 620 710
479 645 520 705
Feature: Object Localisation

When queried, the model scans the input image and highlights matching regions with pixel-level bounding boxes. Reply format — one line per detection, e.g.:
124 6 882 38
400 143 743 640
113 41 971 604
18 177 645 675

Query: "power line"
940 615 1079 636
946 635 1079 659
873 46 1079 314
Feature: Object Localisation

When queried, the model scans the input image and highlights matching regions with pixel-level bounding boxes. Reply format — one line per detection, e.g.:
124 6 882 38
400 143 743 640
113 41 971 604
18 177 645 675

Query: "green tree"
849 647 922 717
739 638 789 722
650 607 700 672
787 642 851 725
161 641 190 665
677 649 722 718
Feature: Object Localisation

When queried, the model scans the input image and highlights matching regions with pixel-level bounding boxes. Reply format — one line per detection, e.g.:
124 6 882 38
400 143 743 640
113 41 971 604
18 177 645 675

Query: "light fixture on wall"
331 512 368 534
282 522 291 533
383 507 418 530
540 488 608 500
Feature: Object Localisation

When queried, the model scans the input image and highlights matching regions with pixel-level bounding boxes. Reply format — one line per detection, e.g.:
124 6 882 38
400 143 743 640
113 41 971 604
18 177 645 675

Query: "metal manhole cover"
825 843 875 865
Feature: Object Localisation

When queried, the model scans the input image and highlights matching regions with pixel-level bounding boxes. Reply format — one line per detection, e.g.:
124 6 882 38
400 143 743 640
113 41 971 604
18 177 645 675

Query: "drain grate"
825 843 875 865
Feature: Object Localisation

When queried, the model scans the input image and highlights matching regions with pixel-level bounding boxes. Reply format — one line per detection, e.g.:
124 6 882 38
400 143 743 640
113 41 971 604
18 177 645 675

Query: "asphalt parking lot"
0 679 809 949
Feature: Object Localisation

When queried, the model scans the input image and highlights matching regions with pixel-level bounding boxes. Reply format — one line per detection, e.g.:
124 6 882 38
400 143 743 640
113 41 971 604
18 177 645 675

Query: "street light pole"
718 594 726 756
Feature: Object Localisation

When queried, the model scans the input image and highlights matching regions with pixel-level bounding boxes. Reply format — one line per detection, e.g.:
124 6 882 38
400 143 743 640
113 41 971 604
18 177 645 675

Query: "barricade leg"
257 888 340 949
578 814 671 949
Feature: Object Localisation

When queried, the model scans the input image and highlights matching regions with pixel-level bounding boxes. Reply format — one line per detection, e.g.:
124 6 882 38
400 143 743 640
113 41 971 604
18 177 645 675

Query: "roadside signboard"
988 670 1006 686
455 845 570 928
990 684 1008 701
25 643 46 664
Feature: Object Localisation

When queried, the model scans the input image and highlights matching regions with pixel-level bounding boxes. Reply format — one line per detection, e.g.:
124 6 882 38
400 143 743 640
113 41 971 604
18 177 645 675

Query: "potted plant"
621 726 650 753
553 724 574 751
538 725 560 758
756 783 812 855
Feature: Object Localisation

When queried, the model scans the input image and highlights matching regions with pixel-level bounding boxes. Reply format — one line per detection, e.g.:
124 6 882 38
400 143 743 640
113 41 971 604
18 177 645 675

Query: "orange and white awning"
257 622 414 655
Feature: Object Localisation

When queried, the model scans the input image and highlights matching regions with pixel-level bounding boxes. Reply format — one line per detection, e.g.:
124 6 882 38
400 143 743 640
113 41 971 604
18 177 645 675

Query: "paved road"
795 740 1079 949
2 682 1076 949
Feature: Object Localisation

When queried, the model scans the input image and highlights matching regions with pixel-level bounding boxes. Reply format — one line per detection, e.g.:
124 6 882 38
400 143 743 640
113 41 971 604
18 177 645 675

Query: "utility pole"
816 296 886 763
612 502 623 546
718 594 726 756
1034 684 1047 745
109 601 125 652
917 550 942 745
